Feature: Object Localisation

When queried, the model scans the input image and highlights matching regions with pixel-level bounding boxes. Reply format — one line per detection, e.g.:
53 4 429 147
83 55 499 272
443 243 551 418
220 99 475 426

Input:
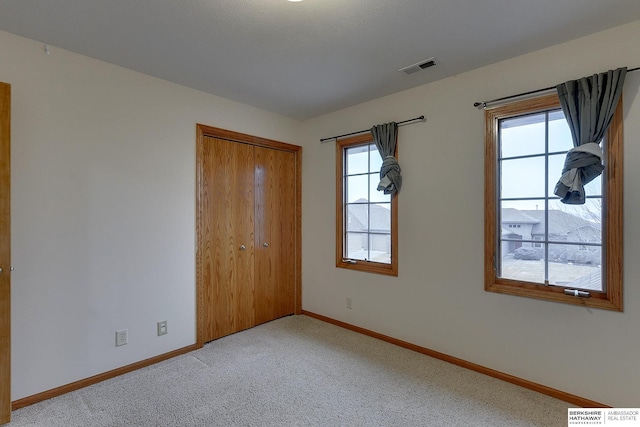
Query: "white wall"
4 17 640 407
300 20 640 407
0 30 300 400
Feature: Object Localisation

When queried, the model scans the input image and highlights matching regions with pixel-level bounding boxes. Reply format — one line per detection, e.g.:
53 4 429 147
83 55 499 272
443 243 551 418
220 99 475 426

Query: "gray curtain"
554 67 626 204
371 122 401 195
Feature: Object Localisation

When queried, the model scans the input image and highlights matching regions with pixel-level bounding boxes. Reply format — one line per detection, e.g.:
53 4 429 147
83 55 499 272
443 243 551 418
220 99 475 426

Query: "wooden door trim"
0 82 11 424
198 125 302 153
195 125 302 348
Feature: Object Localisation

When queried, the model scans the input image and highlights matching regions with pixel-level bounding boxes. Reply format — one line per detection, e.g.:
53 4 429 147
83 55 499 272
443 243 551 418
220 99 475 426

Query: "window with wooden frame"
485 94 623 310
336 134 398 276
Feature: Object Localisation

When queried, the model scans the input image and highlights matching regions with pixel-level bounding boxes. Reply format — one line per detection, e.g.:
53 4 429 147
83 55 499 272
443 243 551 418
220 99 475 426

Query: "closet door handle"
263 242 269 248
240 245 246 251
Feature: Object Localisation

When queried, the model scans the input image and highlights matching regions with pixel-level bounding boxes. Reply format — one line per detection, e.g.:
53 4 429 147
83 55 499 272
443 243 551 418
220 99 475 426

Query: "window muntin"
345 144 391 263
485 94 622 311
336 134 398 276
497 107 603 291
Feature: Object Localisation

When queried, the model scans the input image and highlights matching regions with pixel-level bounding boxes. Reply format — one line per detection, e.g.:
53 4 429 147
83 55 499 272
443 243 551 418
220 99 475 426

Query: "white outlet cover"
157 321 168 336
116 329 128 347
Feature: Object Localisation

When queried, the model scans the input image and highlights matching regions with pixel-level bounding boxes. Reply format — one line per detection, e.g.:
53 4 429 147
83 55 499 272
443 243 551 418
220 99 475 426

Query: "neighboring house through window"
484 94 623 310
336 133 398 276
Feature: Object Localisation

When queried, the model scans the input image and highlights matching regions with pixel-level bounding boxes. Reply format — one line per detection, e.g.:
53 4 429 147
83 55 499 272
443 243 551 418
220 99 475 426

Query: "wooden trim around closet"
0 82 11 425
195 125 302 348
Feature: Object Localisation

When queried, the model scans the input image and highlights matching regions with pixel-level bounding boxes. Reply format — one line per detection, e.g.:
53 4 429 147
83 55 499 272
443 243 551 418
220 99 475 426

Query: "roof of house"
348 199 390 232
501 208 540 224
520 210 600 236
501 227 519 235
502 208 600 238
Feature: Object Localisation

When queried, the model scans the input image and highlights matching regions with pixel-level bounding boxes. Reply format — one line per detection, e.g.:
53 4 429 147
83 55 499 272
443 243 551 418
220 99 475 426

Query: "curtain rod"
473 66 640 109
320 115 425 143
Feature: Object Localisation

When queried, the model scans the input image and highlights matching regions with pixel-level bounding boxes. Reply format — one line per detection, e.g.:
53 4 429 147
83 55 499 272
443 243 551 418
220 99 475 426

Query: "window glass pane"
370 203 391 232
369 144 382 172
500 113 546 158
584 174 603 197
346 232 368 260
346 204 368 232
369 234 391 264
501 199 545 211
347 175 369 203
500 242 545 284
340 138 395 271
533 236 543 248
501 157 545 199
500 203 542 246
346 145 369 175
369 173 390 203
548 154 564 197
548 199 602 244
547 243 602 291
548 110 574 153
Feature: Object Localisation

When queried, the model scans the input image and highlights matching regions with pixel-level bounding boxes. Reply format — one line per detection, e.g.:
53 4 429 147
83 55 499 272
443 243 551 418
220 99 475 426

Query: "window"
336 133 398 276
485 94 622 310
533 236 543 248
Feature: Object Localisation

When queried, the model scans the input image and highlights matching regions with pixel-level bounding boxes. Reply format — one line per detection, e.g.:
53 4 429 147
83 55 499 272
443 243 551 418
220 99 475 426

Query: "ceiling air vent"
398 57 437 75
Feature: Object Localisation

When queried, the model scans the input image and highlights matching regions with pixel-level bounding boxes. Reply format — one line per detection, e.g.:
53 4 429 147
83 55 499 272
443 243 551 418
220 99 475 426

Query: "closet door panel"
202 137 255 342
254 147 296 324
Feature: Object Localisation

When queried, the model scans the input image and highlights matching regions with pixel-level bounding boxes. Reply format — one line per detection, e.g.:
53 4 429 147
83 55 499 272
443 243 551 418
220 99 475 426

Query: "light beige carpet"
9 315 570 426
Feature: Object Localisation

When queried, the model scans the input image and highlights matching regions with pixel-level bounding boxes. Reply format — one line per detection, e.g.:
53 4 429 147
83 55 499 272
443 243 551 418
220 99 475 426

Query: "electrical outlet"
346 297 352 309
157 321 168 336
115 329 128 347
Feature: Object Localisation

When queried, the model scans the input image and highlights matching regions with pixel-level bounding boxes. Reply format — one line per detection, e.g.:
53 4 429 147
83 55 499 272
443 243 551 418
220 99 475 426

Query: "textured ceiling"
1 0 640 119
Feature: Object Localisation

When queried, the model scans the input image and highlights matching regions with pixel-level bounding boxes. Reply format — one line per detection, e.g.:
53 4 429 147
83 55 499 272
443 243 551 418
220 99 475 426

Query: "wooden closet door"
201 137 255 342
0 82 11 425
254 147 296 325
